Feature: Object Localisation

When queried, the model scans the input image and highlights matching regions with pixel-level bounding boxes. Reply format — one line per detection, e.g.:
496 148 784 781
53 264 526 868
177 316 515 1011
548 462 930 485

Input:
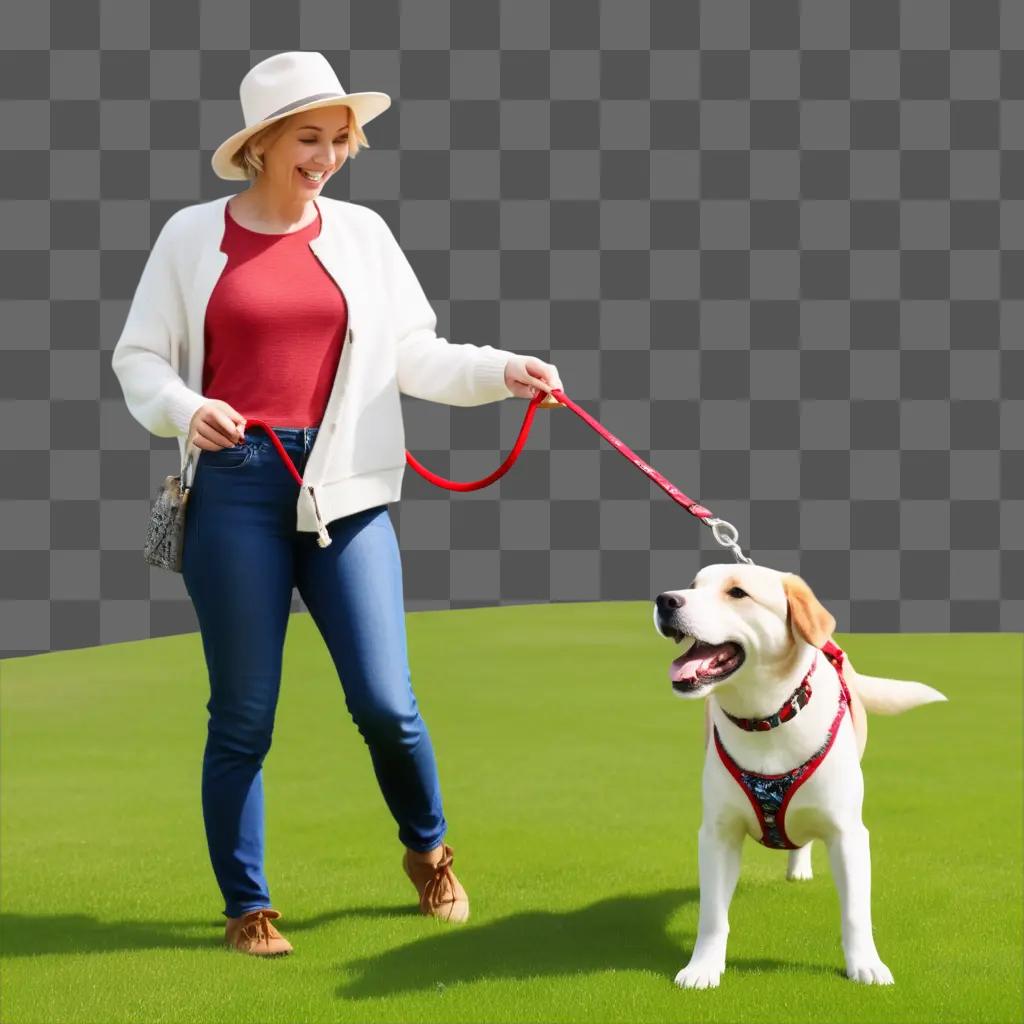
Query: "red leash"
407 387 754 565
231 388 755 564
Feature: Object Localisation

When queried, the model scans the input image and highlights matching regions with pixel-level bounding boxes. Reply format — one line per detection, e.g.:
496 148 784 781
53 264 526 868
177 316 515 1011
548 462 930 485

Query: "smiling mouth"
667 633 746 692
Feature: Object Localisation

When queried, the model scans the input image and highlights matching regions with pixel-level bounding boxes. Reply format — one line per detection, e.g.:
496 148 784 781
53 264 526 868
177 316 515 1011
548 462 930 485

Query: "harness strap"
713 643 852 849
822 639 854 720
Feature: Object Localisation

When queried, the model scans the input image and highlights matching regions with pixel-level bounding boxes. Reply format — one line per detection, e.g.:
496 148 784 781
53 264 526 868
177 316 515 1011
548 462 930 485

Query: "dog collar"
722 651 818 732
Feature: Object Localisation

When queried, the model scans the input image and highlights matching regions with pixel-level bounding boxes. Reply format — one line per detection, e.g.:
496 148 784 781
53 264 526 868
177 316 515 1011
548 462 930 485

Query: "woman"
111 51 563 956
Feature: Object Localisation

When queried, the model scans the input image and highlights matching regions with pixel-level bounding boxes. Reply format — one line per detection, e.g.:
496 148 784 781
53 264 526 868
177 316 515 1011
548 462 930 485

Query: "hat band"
260 91 347 122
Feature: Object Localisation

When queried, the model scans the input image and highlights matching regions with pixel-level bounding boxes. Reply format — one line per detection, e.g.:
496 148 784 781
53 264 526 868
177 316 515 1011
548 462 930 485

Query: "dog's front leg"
674 823 743 990
825 823 894 984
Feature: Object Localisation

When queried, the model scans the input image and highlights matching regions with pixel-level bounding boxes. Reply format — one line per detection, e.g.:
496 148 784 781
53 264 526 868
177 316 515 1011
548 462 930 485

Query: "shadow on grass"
334 888 836 999
0 892 841 988
730 958 845 980
335 888 693 997
0 911 241 956
0 903 419 957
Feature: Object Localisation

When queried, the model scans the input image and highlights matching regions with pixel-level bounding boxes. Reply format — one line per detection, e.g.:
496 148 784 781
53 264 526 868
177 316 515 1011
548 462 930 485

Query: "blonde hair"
231 105 369 181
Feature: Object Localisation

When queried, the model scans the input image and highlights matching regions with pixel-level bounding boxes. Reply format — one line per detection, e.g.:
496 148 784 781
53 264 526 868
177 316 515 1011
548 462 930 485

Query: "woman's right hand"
187 400 247 451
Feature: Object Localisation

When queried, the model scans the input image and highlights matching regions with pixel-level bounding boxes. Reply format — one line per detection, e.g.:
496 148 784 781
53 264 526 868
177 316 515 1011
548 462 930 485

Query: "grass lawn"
1 602 1020 1023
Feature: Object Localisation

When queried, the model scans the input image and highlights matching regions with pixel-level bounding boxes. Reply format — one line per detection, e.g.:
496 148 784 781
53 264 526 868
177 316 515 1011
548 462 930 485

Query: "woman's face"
256 106 351 195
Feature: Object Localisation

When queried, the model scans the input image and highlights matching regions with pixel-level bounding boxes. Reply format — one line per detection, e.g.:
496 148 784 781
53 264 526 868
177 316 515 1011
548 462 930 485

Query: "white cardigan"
111 194 517 547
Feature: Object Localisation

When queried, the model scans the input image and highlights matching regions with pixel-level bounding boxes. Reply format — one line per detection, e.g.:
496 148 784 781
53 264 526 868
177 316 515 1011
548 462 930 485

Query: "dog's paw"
846 958 894 985
786 864 813 881
674 960 725 990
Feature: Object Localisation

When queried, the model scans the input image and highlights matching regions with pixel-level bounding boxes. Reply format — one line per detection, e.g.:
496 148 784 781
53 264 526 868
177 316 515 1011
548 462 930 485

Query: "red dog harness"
713 640 853 850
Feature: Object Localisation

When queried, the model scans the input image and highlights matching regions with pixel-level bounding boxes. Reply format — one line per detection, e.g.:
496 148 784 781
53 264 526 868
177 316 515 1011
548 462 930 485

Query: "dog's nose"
655 592 685 613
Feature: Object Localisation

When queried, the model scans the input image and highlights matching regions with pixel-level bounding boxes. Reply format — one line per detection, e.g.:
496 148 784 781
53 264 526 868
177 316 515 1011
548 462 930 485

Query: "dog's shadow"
334 888 839 998
336 888 692 998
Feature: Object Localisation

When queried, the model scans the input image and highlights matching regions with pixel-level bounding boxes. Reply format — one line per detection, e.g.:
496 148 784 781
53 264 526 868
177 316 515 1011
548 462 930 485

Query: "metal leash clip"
705 517 755 565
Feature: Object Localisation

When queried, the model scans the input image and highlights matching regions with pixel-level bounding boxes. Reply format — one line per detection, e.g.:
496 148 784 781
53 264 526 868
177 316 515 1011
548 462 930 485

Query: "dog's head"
652 564 836 700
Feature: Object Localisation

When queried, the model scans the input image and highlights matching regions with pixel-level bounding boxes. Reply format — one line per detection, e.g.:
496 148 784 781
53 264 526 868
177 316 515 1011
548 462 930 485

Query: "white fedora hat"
211 51 392 180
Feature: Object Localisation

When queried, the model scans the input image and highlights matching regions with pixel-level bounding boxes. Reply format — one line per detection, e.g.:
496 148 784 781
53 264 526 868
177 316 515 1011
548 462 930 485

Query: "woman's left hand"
504 355 564 408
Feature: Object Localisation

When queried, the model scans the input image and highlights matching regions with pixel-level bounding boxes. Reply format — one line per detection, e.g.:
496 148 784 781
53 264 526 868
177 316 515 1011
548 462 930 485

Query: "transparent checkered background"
1 0 1020 657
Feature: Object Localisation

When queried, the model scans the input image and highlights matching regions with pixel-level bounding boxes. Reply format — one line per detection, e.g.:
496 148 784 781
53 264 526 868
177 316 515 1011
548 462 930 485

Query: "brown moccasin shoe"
402 843 470 922
224 907 293 956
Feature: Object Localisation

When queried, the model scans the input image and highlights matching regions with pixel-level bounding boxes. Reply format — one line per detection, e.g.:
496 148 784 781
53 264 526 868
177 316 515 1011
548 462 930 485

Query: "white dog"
653 563 947 989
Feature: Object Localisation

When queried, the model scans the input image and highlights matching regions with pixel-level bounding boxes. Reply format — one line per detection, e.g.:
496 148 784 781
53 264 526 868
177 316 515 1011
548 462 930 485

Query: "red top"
202 199 348 428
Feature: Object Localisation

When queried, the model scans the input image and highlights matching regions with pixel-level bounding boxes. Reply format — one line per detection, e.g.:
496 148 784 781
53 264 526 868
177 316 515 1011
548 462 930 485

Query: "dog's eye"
727 587 748 599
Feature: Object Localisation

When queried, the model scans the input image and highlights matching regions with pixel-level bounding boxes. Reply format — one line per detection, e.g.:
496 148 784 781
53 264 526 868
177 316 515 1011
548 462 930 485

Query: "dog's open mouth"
670 639 745 692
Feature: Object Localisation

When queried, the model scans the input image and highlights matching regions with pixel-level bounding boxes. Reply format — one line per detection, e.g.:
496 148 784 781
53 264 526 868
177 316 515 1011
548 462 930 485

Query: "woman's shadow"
338 888 695 998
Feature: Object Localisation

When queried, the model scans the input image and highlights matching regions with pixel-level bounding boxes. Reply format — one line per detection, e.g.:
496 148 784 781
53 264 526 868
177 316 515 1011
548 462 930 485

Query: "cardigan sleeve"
110 215 207 439
376 214 516 407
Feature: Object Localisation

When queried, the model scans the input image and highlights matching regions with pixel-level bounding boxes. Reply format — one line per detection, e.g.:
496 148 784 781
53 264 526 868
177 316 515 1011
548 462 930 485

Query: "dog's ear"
782 573 836 648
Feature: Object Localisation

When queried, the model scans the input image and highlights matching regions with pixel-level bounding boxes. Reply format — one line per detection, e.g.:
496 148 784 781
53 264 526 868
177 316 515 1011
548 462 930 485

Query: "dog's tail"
841 651 948 714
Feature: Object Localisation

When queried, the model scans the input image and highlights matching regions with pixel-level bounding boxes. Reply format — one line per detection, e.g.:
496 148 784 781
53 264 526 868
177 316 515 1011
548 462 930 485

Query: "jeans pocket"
198 439 258 471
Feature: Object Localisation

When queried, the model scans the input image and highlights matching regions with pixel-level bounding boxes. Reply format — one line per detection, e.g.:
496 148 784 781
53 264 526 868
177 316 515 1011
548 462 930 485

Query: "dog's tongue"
670 641 732 683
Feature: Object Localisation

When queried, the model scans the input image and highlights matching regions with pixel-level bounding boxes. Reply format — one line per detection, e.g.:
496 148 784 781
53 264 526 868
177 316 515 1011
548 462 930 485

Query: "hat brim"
211 92 392 181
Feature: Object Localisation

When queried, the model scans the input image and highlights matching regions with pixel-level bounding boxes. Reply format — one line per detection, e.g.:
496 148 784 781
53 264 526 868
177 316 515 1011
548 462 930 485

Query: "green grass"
1 603 1021 1024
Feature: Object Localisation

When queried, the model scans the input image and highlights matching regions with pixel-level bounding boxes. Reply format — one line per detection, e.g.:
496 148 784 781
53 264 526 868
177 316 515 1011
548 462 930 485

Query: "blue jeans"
181 425 447 920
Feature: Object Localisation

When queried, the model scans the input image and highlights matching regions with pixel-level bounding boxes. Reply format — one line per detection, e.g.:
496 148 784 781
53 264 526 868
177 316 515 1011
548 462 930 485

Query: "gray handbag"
143 446 197 573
